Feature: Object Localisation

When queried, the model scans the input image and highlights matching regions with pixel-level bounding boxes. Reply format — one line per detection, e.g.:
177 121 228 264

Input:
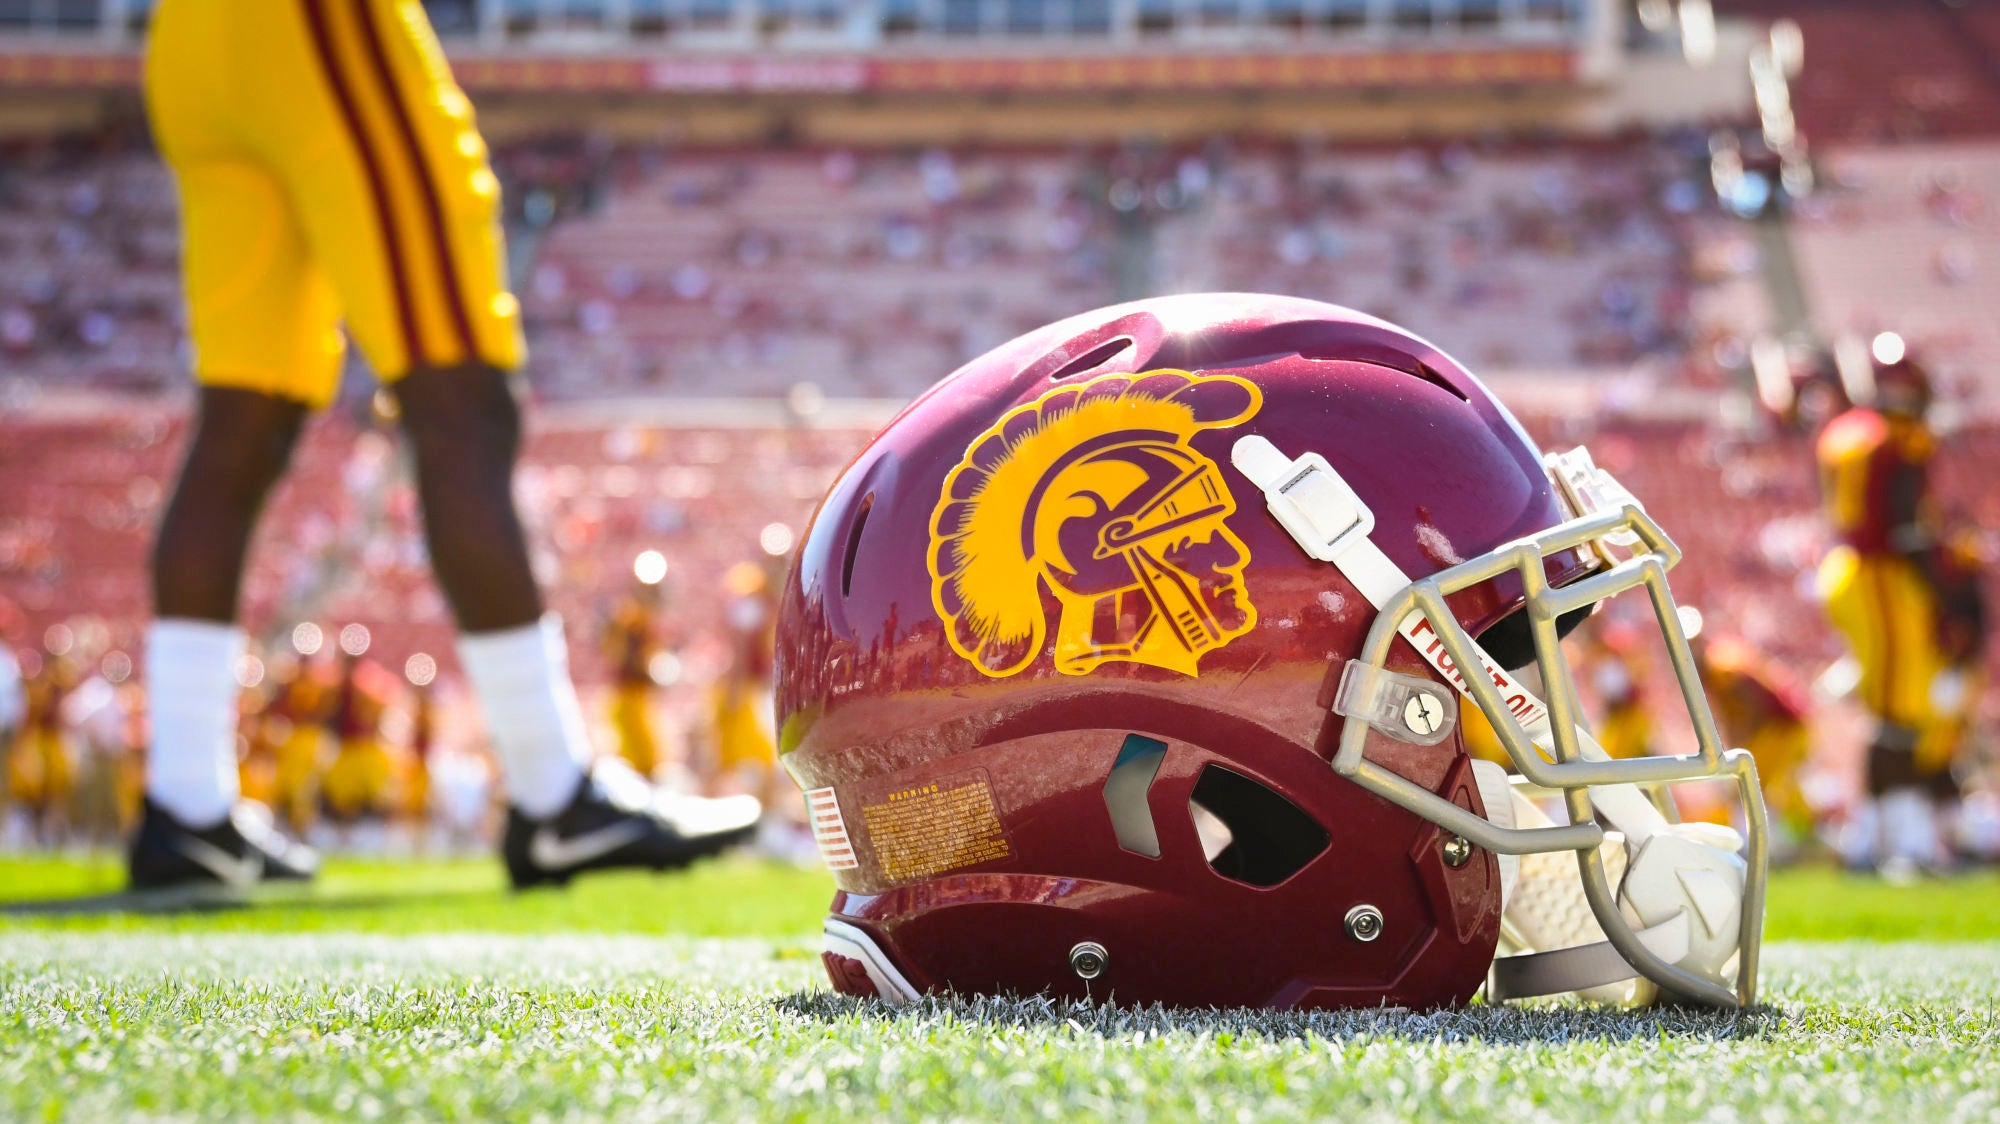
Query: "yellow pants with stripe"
1819 548 1945 733
144 0 522 405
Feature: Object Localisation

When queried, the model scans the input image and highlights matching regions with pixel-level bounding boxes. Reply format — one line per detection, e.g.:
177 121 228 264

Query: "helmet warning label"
858 770 1011 884
805 787 858 870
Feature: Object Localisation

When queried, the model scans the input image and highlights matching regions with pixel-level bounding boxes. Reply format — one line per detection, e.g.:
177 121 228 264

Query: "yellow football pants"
145 0 521 405
1819 548 1945 732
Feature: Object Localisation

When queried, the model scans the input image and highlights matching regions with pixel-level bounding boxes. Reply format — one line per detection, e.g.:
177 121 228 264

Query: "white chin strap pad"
1488 786 1745 1004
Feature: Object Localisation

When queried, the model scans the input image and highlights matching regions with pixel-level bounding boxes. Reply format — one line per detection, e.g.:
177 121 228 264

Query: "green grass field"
4 858 1998 1121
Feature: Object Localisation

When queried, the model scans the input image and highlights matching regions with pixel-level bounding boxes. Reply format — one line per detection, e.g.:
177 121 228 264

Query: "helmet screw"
1344 904 1385 943
1442 835 1473 868
1069 941 1109 980
1402 693 1444 737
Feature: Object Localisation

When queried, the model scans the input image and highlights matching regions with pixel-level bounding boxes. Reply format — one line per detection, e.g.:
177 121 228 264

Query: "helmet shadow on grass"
773 990 1780 1044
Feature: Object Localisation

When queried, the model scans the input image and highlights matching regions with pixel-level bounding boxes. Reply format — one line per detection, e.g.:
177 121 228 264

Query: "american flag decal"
806 787 857 870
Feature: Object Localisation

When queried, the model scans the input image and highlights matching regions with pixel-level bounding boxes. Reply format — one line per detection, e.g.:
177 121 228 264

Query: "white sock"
145 619 245 826
1879 787 1942 867
457 613 592 818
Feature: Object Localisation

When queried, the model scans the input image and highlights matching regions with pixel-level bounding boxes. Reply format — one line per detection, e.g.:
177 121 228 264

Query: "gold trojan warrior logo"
929 369 1262 678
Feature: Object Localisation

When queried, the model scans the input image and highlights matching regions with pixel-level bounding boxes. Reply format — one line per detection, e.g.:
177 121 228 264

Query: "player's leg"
392 364 543 633
132 0 328 891
142 388 309 845
267 0 581 812
285 0 757 885
1867 559 1949 875
1821 548 1898 870
153 390 308 625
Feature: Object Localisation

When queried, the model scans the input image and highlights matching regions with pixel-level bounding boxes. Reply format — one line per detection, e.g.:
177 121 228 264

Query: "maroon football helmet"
778 294 1766 1011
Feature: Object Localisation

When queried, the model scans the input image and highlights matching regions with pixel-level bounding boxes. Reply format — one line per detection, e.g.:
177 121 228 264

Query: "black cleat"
503 762 762 889
128 799 319 894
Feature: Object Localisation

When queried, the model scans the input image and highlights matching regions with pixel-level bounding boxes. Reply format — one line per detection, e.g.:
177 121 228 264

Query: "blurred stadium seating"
517 136 1713 398
0 129 1727 400
1789 142 2000 398
0 140 181 395
0 403 864 694
1720 0 2000 143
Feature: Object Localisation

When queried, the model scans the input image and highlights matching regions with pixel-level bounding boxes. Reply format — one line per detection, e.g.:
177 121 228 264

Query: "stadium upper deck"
0 1 1750 151
10 0 1588 48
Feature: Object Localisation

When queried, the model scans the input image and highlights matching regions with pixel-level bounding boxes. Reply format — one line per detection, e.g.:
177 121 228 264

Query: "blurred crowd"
3 128 1743 405
0 134 183 398
6 123 1993 412
514 133 1717 399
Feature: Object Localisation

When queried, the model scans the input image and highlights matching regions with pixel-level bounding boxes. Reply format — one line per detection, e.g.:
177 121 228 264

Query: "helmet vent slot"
1409 361 1470 402
840 493 875 598
1101 734 1168 858
1188 765 1330 888
1297 348 1469 403
1046 336 1134 381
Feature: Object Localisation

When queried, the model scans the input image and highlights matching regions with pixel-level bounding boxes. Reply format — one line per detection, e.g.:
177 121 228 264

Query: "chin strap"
1234 434 1748 1005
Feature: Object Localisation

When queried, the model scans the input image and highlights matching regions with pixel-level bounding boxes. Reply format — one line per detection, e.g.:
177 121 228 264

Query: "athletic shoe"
502 761 761 889
127 799 320 893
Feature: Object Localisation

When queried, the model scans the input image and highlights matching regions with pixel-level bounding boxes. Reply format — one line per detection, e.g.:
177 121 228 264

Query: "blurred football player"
1929 526 1991 857
133 0 757 892
319 638 402 827
1689 616 1815 852
714 537 820 862
7 655 77 844
1815 332 1956 873
65 654 141 849
267 644 335 834
710 559 781 792
401 658 438 826
234 658 279 814
114 683 148 835
603 557 667 778
0 633 21 822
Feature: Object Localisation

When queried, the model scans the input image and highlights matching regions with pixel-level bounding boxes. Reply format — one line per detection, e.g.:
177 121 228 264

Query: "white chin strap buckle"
1230 437 1376 564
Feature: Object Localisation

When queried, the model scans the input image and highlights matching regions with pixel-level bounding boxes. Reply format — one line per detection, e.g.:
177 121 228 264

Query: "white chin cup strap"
1234 435 1746 1003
